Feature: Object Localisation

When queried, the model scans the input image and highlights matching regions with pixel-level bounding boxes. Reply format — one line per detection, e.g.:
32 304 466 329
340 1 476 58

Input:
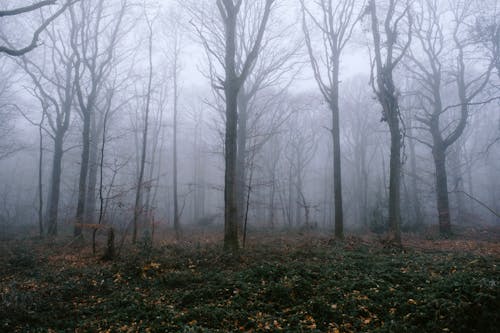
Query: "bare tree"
406 0 494 235
170 19 182 241
132 10 155 244
17 27 76 236
186 0 276 252
300 0 364 239
0 65 21 161
0 0 78 56
367 0 412 245
69 0 128 237
471 0 499 80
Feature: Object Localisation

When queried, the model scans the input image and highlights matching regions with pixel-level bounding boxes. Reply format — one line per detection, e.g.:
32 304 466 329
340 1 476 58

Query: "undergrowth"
0 239 498 332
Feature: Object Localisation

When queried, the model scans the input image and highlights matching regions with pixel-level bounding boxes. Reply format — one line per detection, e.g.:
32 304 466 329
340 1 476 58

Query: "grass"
0 232 499 332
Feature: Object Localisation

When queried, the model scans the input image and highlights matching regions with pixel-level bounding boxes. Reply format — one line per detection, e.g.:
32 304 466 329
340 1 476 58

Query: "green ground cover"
1 238 498 332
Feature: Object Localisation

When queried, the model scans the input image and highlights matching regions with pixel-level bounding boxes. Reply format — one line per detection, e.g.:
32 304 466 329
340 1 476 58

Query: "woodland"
0 0 499 332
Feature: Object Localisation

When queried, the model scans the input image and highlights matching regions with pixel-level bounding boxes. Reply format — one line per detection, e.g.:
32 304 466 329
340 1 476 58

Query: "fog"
0 0 498 245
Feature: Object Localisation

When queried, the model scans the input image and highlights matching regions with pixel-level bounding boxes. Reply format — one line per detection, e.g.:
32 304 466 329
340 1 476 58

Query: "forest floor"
0 227 499 332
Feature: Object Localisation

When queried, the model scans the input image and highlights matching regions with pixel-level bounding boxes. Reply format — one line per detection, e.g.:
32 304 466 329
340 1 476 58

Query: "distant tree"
169 15 183 241
406 0 494 235
283 101 318 228
16 24 76 236
132 9 155 244
471 0 499 80
0 66 20 161
367 0 412 245
342 76 383 228
69 0 128 237
0 0 77 56
186 0 276 253
300 0 365 239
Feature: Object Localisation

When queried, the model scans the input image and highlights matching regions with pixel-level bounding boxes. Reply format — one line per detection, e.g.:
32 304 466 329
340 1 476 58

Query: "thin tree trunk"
172 48 181 240
133 21 154 244
85 114 100 225
38 115 44 236
408 126 422 225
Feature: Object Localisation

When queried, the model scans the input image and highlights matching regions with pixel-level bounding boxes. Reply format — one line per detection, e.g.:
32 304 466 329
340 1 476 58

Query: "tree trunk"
330 88 344 239
388 112 402 244
74 110 91 237
408 127 423 226
46 133 64 236
38 118 44 236
173 56 181 240
223 84 240 253
449 144 465 224
236 92 248 230
85 114 100 225
133 22 154 244
433 146 451 235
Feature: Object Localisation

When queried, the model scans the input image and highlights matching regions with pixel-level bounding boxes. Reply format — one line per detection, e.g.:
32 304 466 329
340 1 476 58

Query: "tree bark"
133 18 154 244
223 84 240 252
38 115 44 236
330 78 344 239
433 146 451 235
85 114 100 225
46 133 64 236
74 110 90 237
388 118 402 244
173 50 181 241
236 91 248 230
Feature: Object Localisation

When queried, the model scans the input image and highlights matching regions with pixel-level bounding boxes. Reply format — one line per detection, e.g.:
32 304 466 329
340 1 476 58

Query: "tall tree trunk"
223 84 240 252
193 119 205 221
236 92 248 229
172 52 181 240
38 117 44 236
330 76 344 238
74 110 91 237
85 114 100 225
408 126 423 226
46 133 64 236
388 118 402 244
449 144 465 224
433 145 451 235
133 21 154 244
